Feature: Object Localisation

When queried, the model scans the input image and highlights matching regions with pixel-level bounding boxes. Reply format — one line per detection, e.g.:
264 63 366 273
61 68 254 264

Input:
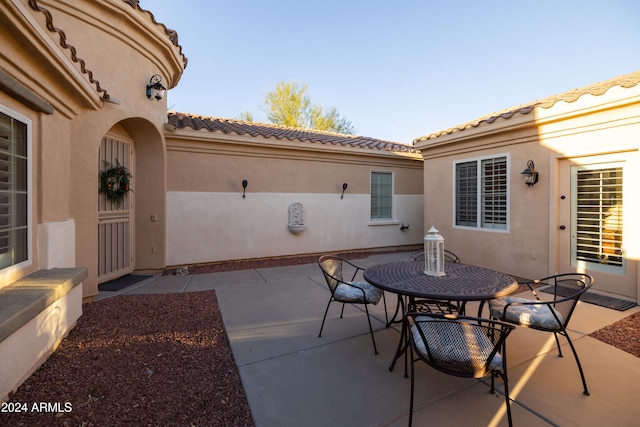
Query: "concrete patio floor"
98 252 640 427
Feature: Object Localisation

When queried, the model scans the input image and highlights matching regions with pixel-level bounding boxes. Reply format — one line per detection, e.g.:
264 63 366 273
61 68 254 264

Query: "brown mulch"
589 311 640 358
3 291 253 427
162 248 418 276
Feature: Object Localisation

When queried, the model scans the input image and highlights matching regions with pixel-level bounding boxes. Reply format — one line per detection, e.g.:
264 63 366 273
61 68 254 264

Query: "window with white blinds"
371 171 393 220
455 155 508 230
455 161 477 227
0 110 29 270
481 157 508 229
574 166 623 268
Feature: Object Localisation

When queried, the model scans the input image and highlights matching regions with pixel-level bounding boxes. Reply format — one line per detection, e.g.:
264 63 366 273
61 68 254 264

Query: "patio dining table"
363 260 518 374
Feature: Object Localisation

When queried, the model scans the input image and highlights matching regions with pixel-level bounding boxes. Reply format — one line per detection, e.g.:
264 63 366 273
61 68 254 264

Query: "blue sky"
139 0 639 143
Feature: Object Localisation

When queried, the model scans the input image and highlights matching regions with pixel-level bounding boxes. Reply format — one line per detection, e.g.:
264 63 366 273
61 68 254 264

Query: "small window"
454 155 508 231
0 109 29 270
371 171 393 220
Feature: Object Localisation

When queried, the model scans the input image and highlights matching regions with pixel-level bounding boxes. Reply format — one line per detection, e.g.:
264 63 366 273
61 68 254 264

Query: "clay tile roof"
167 112 419 154
414 70 640 143
124 0 188 69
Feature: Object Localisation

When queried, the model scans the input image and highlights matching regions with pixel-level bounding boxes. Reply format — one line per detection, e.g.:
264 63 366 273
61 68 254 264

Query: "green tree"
260 81 355 134
310 105 354 134
237 111 254 122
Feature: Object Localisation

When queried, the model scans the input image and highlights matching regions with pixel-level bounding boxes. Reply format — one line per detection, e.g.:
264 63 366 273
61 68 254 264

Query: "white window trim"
369 169 397 224
452 153 510 233
0 104 33 280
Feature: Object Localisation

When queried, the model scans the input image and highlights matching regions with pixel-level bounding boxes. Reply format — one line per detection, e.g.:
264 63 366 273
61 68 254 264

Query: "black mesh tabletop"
364 261 517 301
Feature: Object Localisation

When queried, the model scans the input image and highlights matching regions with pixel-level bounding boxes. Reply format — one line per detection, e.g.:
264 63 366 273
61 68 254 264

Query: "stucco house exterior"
414 71 640 304
0 0 186 401
164 113 423 268
0 0 422 401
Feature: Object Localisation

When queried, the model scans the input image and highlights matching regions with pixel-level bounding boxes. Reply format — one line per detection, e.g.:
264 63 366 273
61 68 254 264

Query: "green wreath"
99 161 132 204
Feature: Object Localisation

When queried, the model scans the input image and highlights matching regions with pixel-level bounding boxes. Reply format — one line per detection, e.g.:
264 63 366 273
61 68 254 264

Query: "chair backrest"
538 273 593 327
318 256 344 293
409 313 514 379
409 249 461 263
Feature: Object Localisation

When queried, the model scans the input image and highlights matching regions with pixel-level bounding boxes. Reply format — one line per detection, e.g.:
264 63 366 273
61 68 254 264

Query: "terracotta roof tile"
28 0 111 100
167 112 419 154
415 70 640 143
125 0 188 69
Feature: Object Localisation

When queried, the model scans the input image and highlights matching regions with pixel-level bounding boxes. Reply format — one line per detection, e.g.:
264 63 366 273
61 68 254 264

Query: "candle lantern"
424 226 445 277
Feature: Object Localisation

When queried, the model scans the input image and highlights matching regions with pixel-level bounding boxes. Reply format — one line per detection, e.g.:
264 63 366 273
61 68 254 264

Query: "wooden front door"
98 135 133 283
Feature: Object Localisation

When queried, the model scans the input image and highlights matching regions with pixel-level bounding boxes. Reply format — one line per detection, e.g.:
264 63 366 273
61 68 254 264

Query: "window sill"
368 220 400 226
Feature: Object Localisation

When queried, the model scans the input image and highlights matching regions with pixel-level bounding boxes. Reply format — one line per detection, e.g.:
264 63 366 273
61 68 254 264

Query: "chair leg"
408 344 415 427
382 292 389 326
500 370 513 427
340 303 346 318
562 331 590 395
553 331 564 357
363 303 379 355
318 298 333 338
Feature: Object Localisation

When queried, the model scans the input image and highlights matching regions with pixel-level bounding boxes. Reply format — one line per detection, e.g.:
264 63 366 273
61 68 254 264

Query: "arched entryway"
98 132 135 283
96 119 166 285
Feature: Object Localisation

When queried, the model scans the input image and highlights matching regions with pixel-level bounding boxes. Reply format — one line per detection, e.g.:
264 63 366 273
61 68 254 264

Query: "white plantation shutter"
0 111 28 269
455 161 477 227
481 157 507 230
455 156 507 230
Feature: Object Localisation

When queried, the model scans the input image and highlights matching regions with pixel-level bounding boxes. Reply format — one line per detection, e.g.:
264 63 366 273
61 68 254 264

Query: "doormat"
99 274 152 292
540 285 637 311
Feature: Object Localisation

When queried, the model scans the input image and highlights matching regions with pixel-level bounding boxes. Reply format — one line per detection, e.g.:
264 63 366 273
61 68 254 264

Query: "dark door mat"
99 274 152 292
540 285 637 311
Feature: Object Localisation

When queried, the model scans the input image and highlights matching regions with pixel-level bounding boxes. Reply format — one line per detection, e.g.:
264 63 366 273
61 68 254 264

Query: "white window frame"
0 104 32 279
452 153 510 232
369 170 395 223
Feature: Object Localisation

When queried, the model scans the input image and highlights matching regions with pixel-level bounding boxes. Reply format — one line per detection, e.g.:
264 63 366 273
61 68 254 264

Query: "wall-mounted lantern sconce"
521 160 539 187
341 183 348 199
242 179 248 198
146 74 166 101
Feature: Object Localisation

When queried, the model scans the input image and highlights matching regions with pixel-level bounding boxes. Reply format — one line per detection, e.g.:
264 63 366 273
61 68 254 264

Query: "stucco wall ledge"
0 267 87 402
0 267 87 344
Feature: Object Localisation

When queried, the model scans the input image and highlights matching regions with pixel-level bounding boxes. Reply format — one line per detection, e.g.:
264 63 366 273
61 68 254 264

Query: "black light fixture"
521 160 539 187
242 179 248 198
341 182 348 199
146 74 166 101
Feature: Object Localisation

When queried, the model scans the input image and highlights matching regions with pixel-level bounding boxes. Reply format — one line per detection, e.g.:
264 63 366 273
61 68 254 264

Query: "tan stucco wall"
165 131 424 265
416 82 640 300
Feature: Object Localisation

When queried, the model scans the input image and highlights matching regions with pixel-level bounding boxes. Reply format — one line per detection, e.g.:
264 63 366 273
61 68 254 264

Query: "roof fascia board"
164 129 423 169
415 111 537 155
535 85 640 128
6 0 103 113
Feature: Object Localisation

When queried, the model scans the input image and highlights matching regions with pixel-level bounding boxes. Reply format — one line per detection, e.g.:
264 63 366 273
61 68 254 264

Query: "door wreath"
99 161 132 204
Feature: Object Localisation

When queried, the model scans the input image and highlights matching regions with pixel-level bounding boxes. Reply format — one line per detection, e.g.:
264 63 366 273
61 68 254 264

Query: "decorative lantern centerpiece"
424 226 445 277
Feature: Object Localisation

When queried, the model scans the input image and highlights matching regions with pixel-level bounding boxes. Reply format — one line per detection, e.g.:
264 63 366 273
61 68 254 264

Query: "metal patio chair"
317 255 388 354
407 312 515 427
489 273 594 395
